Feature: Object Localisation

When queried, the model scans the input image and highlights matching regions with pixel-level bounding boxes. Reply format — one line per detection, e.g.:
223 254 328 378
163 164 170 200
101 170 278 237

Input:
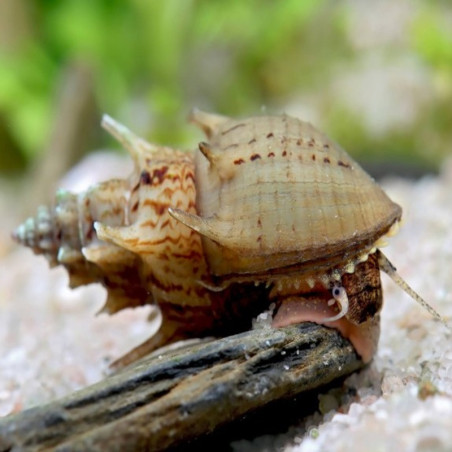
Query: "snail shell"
13 112 444 368
171 112 401 281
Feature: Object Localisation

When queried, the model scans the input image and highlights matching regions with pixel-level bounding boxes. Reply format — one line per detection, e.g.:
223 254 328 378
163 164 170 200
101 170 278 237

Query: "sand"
0 158 451 451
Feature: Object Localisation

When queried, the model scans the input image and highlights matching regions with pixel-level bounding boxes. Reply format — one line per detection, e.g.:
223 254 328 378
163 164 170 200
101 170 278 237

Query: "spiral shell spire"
13 111 445 368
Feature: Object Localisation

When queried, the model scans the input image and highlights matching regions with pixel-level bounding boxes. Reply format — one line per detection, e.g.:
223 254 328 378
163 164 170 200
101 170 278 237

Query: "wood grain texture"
0 323 363 451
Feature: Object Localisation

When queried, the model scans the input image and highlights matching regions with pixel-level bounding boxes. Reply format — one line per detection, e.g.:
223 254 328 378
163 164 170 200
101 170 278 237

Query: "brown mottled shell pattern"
13 111 443 368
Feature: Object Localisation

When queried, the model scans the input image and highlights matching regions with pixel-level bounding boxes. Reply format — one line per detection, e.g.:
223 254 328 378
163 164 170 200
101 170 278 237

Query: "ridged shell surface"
14 112 412 367
95 144 213 309
179 114 402 278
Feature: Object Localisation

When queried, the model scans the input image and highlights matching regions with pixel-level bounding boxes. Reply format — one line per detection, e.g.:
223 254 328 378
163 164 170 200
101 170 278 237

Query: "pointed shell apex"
188 109 231 137
101 114 160 162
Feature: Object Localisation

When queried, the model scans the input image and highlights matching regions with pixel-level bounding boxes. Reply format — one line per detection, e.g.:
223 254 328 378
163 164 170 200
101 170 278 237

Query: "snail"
13 111 444 368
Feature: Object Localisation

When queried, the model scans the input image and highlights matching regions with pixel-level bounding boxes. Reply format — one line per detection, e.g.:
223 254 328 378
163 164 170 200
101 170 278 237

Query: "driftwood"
0 323 363 451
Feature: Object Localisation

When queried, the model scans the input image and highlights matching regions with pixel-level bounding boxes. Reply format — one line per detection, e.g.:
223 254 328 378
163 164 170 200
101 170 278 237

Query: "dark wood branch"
0 323 363 451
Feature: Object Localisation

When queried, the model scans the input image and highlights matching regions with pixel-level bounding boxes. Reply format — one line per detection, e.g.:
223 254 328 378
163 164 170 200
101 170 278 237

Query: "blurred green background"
0 0 451 180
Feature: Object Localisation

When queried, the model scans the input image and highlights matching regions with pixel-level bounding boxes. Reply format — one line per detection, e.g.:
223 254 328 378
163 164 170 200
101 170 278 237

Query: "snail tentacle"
322 285 349 322
14 113 446 367
377 250 448 327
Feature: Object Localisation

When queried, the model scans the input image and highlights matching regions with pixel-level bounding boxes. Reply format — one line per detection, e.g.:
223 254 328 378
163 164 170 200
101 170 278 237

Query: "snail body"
13 111 443 367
